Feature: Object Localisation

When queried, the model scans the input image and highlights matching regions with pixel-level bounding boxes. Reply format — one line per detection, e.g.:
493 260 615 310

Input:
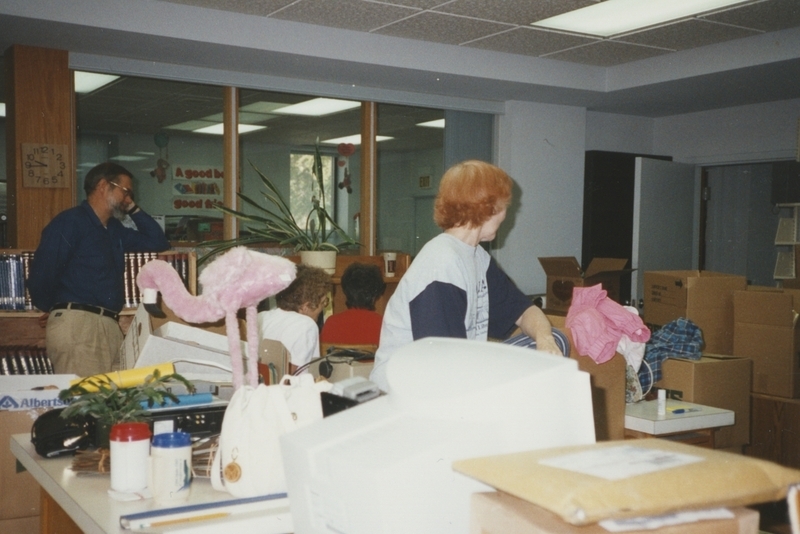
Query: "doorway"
702 162 779 286
413 196 438 256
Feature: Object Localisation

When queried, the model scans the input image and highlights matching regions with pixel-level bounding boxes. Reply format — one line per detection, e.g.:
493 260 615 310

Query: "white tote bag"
211 374 329 497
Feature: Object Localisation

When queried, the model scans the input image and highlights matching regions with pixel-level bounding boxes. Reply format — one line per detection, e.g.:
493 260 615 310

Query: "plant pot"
300 250 337 275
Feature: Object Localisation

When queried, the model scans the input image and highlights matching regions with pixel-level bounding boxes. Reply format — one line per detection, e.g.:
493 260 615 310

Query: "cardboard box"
0 375 76 522
547 315 626 441
539 257 631 312
0 515 39 533
454 438 800 526
734 287 800 398
122 303 245 383
470 491 760 534
643 270 747 355
655 354 752 448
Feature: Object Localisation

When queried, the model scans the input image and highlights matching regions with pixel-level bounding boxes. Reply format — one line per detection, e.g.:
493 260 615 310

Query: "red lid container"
109 422 152 442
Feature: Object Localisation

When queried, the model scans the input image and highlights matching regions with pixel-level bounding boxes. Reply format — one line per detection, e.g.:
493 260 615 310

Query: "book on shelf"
0 346 53 375
124 251 194 308
0 252 33 311
0 249 196 313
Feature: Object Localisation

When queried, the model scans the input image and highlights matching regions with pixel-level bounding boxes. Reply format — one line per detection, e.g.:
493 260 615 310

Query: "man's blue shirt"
27 201 170 313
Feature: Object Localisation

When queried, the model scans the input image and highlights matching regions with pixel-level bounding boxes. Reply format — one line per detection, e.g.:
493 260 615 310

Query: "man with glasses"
28 162 170 377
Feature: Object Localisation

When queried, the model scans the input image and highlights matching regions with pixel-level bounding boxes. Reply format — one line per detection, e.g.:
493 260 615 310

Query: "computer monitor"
281 337 596 533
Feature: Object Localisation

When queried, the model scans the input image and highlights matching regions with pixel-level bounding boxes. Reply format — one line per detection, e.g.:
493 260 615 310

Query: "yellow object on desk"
69 363 176 391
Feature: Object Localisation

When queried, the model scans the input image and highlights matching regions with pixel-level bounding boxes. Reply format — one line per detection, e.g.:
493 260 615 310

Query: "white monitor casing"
281 337 596 533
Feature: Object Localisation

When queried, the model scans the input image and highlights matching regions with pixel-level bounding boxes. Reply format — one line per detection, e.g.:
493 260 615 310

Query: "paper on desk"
599 507 734 532
539 445 703 481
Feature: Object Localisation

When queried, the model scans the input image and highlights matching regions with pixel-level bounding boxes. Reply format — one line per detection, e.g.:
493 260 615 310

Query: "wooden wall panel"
4 45 75 249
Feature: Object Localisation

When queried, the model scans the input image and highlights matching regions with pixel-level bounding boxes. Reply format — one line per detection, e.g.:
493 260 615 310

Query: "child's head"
341 262 386 311
275 264 331 316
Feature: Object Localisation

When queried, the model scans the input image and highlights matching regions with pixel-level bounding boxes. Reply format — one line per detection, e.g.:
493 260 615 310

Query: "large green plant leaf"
199 158 358 264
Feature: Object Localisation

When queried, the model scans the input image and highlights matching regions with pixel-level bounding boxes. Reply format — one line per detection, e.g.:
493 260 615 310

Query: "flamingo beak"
142 288 167 318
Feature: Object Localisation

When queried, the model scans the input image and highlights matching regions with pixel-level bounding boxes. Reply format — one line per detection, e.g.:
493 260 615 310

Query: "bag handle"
210 443 225 491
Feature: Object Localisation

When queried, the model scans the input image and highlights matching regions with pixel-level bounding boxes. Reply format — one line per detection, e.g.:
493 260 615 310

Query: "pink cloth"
565 284 650 364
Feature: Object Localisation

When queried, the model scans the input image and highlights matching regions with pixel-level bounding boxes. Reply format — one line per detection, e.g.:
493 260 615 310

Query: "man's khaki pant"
46 309 123 378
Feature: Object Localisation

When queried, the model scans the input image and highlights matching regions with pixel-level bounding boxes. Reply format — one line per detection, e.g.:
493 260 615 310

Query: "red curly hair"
433 160 512 230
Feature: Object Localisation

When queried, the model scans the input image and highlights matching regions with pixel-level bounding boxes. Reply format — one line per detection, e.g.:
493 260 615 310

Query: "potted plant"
199 138 358 270
58 369 195 448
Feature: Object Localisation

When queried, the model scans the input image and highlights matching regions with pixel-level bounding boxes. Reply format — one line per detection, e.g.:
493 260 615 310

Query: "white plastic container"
149 431 193 503
109 422 151 493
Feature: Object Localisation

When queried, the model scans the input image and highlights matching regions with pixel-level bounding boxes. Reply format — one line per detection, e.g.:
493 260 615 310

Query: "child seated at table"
258 264 331 373
321 262 386 346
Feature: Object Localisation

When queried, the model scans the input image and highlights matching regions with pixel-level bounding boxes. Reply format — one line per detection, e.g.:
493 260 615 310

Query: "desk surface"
10 434 290 534
625 400 735 435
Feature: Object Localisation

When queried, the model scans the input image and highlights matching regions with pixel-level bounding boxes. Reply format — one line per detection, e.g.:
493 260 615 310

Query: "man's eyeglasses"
108 181 133 199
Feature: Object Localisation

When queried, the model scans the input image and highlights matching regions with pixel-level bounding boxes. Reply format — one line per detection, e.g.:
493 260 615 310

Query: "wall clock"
21 143 70 188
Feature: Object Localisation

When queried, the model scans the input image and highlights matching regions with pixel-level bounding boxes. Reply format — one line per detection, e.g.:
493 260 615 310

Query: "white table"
624 400 735 448
10 434 291 533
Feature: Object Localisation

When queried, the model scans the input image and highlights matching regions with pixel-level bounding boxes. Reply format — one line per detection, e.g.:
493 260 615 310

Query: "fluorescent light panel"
74 71 120 94
193 123 266 135
531 0 751 37
417 119 445 128
240 101 290 113
0 103 5 117
322 134 393 145
272 98 360 117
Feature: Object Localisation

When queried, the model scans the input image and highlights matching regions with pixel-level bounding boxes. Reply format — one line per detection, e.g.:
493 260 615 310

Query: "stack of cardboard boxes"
642 271 752 452
638 270 800 463
733 286 800 467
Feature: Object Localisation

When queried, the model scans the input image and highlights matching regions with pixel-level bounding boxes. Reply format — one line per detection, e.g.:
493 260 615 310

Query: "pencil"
149 511 229 527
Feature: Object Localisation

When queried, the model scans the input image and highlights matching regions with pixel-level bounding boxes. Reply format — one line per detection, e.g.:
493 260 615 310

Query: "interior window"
289 152 334 231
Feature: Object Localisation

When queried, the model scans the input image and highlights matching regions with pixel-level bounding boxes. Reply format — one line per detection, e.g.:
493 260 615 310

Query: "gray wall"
495 101 586 295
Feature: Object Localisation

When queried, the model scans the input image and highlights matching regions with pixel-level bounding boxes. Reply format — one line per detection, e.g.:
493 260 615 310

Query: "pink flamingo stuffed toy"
136 247 297 390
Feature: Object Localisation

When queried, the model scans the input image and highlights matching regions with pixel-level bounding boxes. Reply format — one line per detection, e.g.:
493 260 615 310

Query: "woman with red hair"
370 160 564 391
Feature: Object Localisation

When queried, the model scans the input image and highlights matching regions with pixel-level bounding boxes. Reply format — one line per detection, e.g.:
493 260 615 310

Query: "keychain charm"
224 447 242 483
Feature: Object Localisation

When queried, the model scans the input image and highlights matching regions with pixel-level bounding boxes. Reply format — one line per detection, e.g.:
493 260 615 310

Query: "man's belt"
51 302 120 322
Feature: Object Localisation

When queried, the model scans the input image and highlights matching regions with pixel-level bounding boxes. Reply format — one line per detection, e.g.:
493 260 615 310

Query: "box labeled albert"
655 354 752 448
643 270 747 355
733 287 800 398
0 374 76 523
538 257 631 313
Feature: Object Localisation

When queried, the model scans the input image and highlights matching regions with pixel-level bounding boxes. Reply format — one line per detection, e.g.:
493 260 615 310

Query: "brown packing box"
733 287 800 398
0 515 39 534
643 270 747 355
547 314 626 441
470 491 760 534
538 257 631 313
454 438 800 526
0 409 47 522
655 354 752 448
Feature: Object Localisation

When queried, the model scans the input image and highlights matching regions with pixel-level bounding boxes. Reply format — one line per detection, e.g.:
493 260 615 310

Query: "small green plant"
58 369 195 426
199 138 358 264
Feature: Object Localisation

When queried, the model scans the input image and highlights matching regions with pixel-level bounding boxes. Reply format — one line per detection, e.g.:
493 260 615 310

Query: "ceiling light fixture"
193 123 267 135
322 134 393 145
0 103 5 117
74 71 120 94
531 0 751 37
417 119 445 129
272 98 360 117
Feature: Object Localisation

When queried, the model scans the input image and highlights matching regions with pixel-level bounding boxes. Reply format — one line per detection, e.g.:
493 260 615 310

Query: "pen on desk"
147 511 230 528
671 408 700 414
